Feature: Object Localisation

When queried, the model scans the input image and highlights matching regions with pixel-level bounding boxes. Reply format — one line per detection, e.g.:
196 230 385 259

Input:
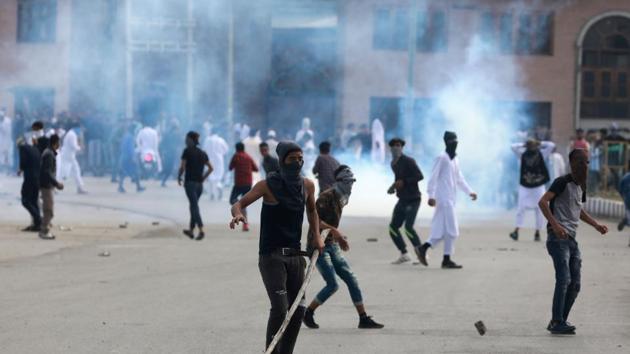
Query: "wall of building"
339 0 630 148
0 0 72 116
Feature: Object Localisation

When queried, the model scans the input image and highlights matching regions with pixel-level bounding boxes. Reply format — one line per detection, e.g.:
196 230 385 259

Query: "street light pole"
404 0 419 148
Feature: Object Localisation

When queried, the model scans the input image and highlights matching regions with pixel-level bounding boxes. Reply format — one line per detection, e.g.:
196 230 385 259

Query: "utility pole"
404 0 419 148
226 0 235 145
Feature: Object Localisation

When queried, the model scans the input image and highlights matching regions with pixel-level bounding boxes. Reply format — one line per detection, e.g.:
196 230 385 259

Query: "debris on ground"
59 225 72 231
474 321 486 336
119 222 129 229
366 238 378 242
98 251 111 257
152 221 160 226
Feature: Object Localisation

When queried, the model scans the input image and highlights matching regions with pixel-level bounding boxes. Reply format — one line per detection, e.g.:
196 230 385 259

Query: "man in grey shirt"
539 149 608 335
312 141 340 193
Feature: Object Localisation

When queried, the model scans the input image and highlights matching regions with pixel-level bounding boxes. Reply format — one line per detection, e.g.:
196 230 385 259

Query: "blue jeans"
315 243 363 306
546 236 582 322
185 181 203 230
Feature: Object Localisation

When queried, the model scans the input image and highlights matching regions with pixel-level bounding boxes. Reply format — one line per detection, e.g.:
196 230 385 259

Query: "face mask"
391 146 402 158
34 129 44 138
281 160 303 180
446 141 458 159
185 138 195 148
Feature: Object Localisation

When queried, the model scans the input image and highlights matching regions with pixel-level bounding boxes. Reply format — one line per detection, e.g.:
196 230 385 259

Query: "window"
479 10 553 55
373 7 447 52
17 0 57 43
580 16 630 120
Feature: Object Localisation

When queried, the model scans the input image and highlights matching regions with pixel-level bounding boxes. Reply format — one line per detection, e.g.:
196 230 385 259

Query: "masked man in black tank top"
230 141 324 354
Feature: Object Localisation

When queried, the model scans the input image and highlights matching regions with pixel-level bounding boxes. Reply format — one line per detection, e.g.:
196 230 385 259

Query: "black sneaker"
195 232 205 241
548 321 576 335
441 260 463 269
21 225 41 232
358 316 384 329
303 309 319 329
117 186 126 193
510 230 519 241
534 231 541 242
618 218 627 232
417 245 428 266
183 229 194 240
547 320 576 332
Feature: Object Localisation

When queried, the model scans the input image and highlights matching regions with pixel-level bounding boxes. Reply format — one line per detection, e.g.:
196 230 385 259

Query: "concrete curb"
584 197 626 219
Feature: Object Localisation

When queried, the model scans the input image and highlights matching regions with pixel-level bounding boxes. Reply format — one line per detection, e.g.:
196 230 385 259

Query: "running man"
387 138 425 265
302 165 384 330
229 142 259 232
539 149 608 335
229 141 323 354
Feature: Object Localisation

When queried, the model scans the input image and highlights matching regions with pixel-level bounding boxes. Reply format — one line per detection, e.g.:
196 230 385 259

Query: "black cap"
388 137 406 147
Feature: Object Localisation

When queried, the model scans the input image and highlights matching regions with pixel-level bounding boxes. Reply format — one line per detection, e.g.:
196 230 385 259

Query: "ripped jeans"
314 242 363 306
259 253 306 354
546 235 582 322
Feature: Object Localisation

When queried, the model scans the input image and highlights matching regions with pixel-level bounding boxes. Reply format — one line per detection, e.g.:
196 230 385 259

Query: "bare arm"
202 161 214 182
320 219 349 251
538 191 567 239
229 180 267 228
305 179 324 253
177 159 186 185
580 209 608 234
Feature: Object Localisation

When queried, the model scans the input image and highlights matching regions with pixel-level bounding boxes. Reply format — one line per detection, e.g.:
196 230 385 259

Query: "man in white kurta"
203 131 229 200
58 126 87 193
371 118 385 164
510 139 555 242
136 125 162 172
418 131 476 269
0 110 12 172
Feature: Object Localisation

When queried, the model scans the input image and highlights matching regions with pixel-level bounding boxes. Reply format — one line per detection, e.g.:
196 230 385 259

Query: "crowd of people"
2 107 628 352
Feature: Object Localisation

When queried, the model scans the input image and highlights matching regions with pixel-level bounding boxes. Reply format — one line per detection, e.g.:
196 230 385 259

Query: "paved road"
0 176 629 353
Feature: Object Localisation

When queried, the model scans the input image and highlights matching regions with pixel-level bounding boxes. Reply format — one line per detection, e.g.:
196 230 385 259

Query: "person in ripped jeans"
538 149 608 335
302 165 384 330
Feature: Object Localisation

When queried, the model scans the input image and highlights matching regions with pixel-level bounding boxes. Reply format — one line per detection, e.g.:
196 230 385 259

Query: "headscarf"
333 166 355 206
266 141 305 211
444 131 458 159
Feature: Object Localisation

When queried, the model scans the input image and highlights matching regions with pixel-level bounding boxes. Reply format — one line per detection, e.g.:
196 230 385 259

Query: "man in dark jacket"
387 138 425 264
17 133 42 231
39 134 64 240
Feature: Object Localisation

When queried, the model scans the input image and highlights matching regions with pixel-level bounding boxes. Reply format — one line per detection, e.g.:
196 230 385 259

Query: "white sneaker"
391 253 411 265
38 232 55 240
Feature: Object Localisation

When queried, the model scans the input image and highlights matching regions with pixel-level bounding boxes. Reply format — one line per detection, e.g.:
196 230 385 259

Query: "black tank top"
259 200 304 255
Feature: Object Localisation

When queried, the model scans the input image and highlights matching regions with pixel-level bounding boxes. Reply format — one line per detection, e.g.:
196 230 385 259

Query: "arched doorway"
576 14 630 127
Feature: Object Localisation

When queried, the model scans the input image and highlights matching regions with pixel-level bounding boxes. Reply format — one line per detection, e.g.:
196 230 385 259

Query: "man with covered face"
229 141 324 354
538 149 608 335
387 137 425 265
510 138 555 242
302 165 384 330
418 131 477 269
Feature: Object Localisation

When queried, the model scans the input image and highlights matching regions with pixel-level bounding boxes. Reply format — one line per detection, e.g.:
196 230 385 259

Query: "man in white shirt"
136 124 162 172
203 129 229 200
0 109 12 172
58 122 87 194
266 130 279 159
418 131 477 269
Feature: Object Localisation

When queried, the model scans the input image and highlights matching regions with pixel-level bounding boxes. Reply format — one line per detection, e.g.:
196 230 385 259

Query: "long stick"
264 250 319 354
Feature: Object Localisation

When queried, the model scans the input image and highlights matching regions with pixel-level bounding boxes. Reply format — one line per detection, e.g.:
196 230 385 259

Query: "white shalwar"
426 152 474 256
203 134 229 198
0 116 12 167
511 142 555 230
371 119 385 164
136 126 162 172
58 129 85 189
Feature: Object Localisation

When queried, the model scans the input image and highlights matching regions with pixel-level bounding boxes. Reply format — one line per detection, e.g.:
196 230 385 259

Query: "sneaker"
303 309 319 329
358 316 384 329
510 230 519 241
547 320 576 332
391 253 411 265
441 260 463 269
548 321 576 335
618 218 627 232
117 186 126 193
242 223 250 232
21 225 41 232
534 231 541 242
137 186 146 192
183 229 194 240
195 232 205 241
77 188 88 195
38 232 55 240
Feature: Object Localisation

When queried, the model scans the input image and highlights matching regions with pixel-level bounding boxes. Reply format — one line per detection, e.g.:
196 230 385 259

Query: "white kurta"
549 152 566 181
511 141 555 229
371 119 385 164
58 129 85 188
0 116 12 165
427 152 474 240
203 134 228 182
136 126 162 172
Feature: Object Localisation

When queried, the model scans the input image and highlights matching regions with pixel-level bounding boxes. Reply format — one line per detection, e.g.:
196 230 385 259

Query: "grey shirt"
312 154 340 192
547 174 585 238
